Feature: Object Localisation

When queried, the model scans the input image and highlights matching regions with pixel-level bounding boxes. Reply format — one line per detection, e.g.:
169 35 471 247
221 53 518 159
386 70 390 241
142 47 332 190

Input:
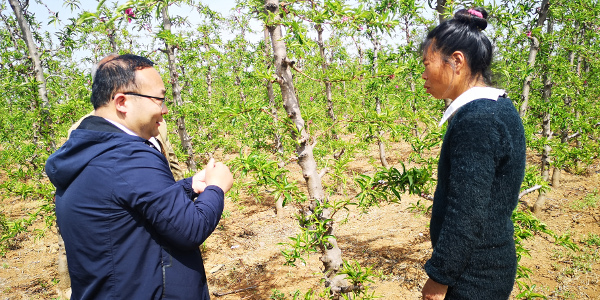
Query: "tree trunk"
263 27 283 155
368 33 389 168
161 6 196 172
519 0 550 117
206 65 212 104
8 0 49 109
533 191 546 216
402 17 419 136
436 0 447 24
551 167 561 187
533 17 554 214
9 0 55 150
376 97 389 168
574 43 585 158
232 18 247 105
56 227 71 297
108 28 117 52
540 99 551 182
263 26 284 216
539 23 554 183
235 75 246 103
265 0 348 296
315 24 336 126
266 0 325 211
557 24 581 184
203 38 213 105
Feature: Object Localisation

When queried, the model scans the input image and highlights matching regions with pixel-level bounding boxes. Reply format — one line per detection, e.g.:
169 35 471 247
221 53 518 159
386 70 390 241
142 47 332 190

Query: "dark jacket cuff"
424 258 457 286
181 177 199 199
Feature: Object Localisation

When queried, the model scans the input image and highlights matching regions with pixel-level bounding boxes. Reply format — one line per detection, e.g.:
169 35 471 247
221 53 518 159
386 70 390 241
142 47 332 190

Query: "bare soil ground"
1 140 599 299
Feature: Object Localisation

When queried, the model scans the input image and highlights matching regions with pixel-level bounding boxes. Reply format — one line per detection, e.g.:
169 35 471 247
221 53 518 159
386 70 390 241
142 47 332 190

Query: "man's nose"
161 102 168 115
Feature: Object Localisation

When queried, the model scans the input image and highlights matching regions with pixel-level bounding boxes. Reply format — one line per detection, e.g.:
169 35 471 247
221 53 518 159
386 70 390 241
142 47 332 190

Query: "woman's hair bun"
454 7 488 31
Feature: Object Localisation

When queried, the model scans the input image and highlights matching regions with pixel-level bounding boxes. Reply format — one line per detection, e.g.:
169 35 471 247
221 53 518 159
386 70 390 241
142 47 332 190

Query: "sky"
29 0 250 38
30 0 239 24
20 0 439 70
23 0 261 69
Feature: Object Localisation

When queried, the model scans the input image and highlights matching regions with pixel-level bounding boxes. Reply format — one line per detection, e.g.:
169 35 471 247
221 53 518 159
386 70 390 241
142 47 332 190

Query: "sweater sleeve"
114 148 225 250
424 112 500 286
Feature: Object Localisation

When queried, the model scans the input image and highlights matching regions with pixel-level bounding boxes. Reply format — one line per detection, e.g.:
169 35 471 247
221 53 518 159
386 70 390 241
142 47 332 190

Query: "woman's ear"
450 51 467 73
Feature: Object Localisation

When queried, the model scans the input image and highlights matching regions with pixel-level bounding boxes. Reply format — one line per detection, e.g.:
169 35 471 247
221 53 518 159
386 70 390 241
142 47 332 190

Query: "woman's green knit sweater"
425 97 526 299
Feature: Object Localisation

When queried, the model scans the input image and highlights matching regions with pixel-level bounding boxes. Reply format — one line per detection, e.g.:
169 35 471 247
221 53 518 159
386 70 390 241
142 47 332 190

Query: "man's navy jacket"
46 116 223 300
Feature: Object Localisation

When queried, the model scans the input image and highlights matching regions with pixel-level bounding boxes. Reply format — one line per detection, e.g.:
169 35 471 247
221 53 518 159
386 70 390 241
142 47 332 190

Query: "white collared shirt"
103 118 162 151
438 86 506 127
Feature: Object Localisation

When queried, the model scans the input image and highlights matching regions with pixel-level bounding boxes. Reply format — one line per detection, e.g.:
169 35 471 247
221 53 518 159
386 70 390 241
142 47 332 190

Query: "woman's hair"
421 7 493 85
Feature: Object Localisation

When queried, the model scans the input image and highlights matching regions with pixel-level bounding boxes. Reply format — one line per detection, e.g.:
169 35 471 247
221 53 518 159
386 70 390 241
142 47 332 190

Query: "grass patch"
582 233 600 247
571 189 599 210
551 238 600 278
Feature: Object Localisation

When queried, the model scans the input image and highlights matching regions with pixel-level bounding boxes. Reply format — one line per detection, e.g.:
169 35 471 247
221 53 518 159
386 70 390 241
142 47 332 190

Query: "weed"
34 228 46 240
270 289 287 300
512 209 580 298
290 289 317 300
221 210 231 219
582 233 600 247
554 289 577 299
552 245 597 277
515 282 547 299
571 189 599 210
407 199 432 215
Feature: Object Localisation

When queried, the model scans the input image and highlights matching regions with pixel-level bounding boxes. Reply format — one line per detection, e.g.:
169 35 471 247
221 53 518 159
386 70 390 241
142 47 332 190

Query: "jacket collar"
78 115 161 150
439 86 506 126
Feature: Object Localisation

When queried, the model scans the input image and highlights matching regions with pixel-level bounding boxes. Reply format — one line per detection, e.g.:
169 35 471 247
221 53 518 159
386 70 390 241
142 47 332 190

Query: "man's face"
124 67 168 140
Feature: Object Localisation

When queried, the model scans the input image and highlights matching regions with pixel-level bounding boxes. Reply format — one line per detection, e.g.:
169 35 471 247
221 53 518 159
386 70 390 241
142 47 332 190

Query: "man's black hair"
90 54 155 109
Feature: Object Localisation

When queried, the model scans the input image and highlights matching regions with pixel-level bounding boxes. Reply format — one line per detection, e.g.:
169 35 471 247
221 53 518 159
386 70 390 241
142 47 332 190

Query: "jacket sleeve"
424 112 500 286
114 147 224 250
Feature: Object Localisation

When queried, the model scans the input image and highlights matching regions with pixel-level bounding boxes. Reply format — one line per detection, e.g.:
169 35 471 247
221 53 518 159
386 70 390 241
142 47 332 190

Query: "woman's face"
421 47 455 100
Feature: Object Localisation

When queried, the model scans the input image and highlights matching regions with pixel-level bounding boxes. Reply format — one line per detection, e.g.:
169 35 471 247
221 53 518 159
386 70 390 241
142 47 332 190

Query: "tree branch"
519 185 542 200
567 132 581 140
319 168 328 179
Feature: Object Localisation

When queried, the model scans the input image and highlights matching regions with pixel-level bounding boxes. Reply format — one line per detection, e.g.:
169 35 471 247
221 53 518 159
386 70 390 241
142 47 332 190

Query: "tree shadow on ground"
339 232 431 292
207 253 294 299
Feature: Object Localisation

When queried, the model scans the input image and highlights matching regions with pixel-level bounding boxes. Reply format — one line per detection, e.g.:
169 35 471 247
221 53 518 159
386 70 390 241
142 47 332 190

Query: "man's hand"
204 158 233 193
192 158 234 194
421 278 448 300
192 169 207 193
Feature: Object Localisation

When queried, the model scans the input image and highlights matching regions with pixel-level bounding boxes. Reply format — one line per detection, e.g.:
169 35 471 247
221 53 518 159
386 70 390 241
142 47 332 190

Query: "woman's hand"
421 278 448 300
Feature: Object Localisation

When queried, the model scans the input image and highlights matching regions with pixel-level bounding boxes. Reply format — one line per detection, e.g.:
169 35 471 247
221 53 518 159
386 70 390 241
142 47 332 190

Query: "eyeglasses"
123 92 167 108
123 92 166 102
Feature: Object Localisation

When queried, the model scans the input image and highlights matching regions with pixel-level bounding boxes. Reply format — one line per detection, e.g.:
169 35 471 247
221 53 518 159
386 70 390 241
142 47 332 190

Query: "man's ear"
113 93 129 114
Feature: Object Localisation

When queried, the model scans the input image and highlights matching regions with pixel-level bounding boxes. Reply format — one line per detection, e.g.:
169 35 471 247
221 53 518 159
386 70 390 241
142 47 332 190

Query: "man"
55 54 186 299
46 54 233 299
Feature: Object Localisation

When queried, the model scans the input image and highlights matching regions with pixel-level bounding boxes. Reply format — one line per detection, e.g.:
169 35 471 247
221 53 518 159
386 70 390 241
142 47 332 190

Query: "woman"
419 7 526 300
